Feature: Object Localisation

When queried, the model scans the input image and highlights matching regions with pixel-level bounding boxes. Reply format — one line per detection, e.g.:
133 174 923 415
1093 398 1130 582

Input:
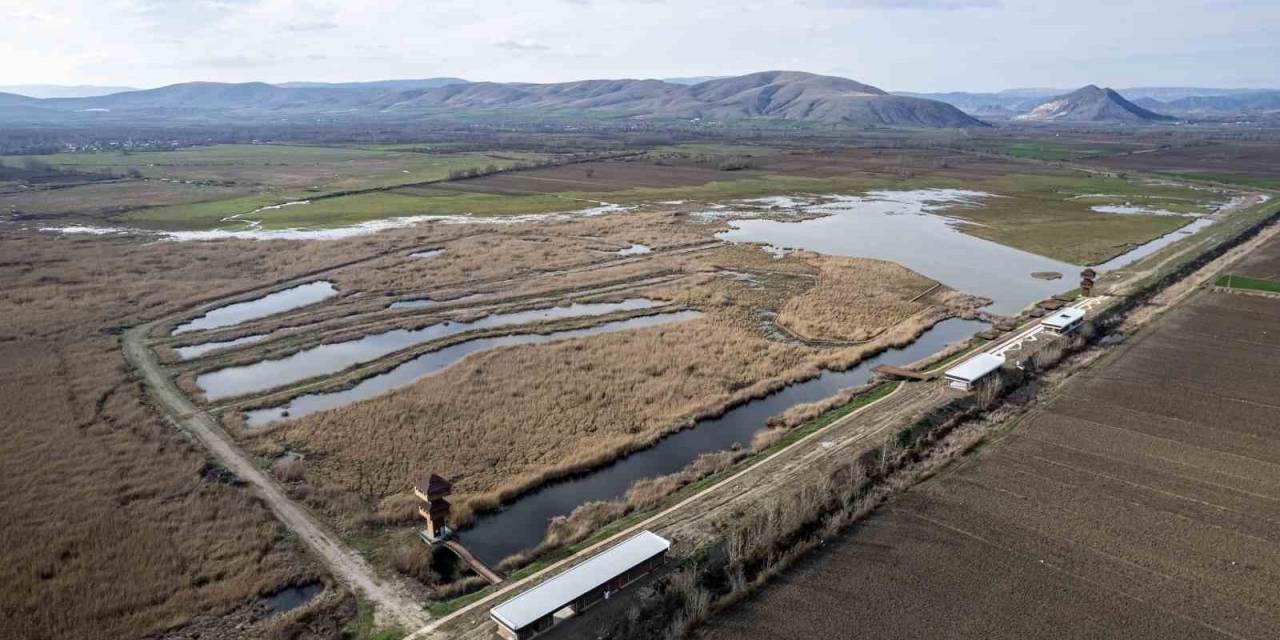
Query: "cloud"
496 39 551 51
805 0 1001 8
284 20 340 32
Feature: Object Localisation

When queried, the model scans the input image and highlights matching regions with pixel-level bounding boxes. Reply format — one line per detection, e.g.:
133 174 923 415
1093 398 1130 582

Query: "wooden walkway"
443 540 504 585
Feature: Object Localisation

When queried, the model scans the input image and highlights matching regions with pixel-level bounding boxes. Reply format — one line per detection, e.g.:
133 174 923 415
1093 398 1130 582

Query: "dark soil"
702 267 1280 639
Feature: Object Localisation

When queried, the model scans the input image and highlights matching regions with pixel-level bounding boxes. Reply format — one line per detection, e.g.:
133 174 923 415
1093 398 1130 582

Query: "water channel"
175 334 268 360
244 310 703 427
460 316 987 566
173 281 338 335
198 298 662 401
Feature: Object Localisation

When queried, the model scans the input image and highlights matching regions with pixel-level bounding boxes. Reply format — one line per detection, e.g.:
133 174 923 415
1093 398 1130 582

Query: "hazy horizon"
2 1 1277 94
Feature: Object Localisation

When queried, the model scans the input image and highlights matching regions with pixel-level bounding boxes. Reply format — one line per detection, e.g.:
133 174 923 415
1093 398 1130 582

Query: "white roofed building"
490 531 670 639
1041 307 1086 334
944 352 1005 391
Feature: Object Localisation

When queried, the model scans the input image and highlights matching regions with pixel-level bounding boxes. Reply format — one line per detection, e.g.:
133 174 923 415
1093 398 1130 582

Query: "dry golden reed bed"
247 246 977 531
0 230 398 639
775 254 937 342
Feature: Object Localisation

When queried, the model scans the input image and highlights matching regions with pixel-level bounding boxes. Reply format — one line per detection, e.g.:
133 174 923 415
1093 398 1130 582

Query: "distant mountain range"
1014 86 1172 123
0 84 139 99
5 75 1276 128
901 85 1280 120
275 78 468 91
0 71 986 128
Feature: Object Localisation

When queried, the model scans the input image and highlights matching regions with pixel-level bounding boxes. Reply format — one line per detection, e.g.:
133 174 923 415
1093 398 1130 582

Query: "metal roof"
490 531 670 631
945 352 1005 382
1041 307 1086 329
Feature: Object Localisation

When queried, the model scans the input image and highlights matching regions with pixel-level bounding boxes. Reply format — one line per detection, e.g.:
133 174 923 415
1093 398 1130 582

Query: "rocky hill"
1014 85 1173 123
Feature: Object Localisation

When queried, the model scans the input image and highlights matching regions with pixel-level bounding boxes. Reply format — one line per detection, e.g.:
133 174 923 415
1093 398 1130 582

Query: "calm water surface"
245 310 703 427
717 191 1074 315
716 190 1217 315
460 317 987 565
175 334 268 360
173 281 337 335
262 583 323 614
199 298 661 400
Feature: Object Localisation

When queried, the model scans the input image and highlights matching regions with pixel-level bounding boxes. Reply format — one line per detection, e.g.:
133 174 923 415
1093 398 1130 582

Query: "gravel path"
124 320 430 630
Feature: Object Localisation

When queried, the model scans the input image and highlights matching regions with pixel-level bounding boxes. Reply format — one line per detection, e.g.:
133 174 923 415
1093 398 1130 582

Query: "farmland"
3 125 1276 639
1081 138 1280 190
6 141 1235 265
702 235 1280 640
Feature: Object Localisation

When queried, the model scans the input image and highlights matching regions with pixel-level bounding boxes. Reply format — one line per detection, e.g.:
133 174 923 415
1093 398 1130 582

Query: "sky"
0 0 1276 92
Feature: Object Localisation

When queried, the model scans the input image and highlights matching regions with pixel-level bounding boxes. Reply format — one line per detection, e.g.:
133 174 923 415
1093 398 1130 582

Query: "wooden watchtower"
1081 268 1097 297
414 474 453 542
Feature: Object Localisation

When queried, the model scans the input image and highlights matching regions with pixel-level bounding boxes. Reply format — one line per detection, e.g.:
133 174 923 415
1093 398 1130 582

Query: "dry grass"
266 310 815 528
0 230 387 639
254 243 978 534
775 255 936 342
325 210 712 295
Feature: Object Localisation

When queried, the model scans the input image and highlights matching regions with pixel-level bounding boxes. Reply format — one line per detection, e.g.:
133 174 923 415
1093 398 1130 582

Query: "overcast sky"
1 0 1275 92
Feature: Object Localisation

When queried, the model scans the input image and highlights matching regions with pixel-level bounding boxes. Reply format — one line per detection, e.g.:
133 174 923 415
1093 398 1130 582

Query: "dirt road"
123 321 430 630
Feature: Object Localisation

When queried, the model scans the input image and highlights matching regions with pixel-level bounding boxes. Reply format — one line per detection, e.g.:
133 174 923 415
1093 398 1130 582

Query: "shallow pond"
409 248 445 258
1091 204 1196 217
175 334 268 360
716 191 1075 315
198 298 661 401
460 316 987 566
716 190 1218 315
245 310 703 427
261 582 323 615
615 244 652 255
173 281 337 335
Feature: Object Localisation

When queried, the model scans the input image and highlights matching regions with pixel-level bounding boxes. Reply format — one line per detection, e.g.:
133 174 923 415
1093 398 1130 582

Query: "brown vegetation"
0 230 381 639
774 254 937 342
253 246 972 534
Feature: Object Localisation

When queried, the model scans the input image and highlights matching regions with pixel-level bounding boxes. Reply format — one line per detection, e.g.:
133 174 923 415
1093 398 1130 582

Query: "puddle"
739 195 815 208
175 334 268 359
615 244 652 255
262 583 323 615
718 270 764 288
198 298 662 401
410 248 445 258
245 310 703 426
460 317 988 566
1091 205 1197 217
388 293 489 310
172 282 337 335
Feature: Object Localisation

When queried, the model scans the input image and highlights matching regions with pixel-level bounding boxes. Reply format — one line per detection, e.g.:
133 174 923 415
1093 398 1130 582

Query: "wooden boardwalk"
443 540 504 585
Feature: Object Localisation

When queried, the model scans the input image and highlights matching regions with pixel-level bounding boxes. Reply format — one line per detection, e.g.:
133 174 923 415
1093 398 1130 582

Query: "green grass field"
1215 274 1280 293
1159 171 1280 191
973 138 1130 162
942 173 1219 265
9 142 1238 267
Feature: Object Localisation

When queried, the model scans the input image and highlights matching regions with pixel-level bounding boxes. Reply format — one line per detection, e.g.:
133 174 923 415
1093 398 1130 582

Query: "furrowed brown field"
704 245 1280 639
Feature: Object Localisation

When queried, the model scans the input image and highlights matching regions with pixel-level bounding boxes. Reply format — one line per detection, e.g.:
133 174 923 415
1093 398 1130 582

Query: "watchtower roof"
416 474 453 497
